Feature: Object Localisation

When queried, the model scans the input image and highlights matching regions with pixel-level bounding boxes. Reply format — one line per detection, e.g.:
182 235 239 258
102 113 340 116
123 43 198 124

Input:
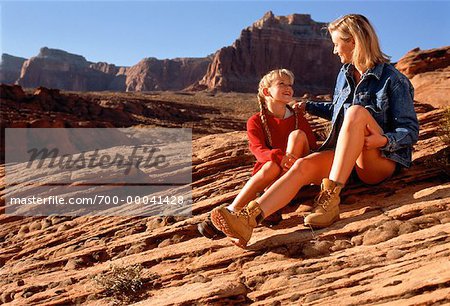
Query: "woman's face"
331 31 355 64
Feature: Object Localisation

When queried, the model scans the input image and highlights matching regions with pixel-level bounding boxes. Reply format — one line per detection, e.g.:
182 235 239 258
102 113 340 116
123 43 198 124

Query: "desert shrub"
93 264 145 304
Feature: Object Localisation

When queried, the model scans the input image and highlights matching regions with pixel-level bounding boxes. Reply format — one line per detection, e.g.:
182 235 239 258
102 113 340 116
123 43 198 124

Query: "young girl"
211 14 419 248
198 69 317 239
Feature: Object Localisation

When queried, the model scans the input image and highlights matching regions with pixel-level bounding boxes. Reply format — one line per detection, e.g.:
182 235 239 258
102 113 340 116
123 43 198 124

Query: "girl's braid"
257 93 273 148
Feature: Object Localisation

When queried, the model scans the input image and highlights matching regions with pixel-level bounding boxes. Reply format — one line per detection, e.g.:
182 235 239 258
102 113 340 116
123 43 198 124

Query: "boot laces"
315 189 333 211
237 205 259 221
237 208 251 219
238 207 258 220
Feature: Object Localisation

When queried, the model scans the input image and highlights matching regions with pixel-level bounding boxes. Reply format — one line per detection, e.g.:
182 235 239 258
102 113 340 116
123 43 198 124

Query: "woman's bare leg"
329 106 396 185
304 106 397 228
257 151 335 217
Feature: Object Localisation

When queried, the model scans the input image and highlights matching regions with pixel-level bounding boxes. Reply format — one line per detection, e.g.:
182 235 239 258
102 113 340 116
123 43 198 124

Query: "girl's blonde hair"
257 69 296 148
328 14 390 72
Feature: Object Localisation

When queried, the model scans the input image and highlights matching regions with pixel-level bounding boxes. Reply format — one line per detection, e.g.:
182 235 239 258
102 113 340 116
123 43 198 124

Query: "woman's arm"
305 101 334 120
294 100 333 121
381 76 419 153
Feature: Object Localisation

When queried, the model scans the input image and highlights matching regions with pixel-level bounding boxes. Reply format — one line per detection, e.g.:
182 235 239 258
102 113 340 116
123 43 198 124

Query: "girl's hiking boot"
210 201 264 248
304 178 343 228
197 216 226 240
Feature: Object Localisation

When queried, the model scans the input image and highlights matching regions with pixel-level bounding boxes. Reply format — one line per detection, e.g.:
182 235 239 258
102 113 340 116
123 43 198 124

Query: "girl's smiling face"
331 31 355 64
265 74 294 103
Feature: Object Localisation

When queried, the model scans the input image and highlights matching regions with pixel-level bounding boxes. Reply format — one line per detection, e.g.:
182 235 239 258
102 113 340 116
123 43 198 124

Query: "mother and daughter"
199 14 419 248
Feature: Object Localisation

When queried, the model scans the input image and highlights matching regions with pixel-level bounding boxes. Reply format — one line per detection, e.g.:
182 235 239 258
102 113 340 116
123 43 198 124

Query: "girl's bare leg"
286 130 310 159
228 130 310 212
257 151 335 217
227 161 281 212
328 105 396 185
272 129 311 183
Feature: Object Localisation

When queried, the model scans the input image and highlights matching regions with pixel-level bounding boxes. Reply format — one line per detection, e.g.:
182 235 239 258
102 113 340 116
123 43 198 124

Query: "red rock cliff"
0 54 26 84
125 57 211 92
11 47 210 92
16 47 127 91
198 11 341 94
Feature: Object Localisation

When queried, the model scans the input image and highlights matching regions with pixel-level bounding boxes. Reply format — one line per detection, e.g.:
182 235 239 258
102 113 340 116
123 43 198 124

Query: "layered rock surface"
396 46 450 108
0 84 254 162
198 11 342 94
1 37 449 306
0 87 449 304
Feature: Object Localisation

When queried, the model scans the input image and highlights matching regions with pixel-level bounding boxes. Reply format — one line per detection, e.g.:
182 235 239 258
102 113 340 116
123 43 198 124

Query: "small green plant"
93 264 144 304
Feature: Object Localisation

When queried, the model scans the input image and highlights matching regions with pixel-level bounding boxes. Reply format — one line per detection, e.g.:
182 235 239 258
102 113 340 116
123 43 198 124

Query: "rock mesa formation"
0 54 26 84
125 57 211 91
198 11 342 94
17 47 127 91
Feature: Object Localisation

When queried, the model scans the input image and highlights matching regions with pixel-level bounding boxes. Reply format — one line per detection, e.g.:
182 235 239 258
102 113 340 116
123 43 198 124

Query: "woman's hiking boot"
211 201 264 248
304 178 343 228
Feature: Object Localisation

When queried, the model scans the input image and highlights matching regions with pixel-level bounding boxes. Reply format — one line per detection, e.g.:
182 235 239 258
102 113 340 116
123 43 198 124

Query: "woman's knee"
289 153 333 184
344 105 370 126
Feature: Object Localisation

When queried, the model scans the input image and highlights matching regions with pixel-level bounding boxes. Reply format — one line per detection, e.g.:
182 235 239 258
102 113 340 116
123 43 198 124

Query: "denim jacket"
306 63 419 168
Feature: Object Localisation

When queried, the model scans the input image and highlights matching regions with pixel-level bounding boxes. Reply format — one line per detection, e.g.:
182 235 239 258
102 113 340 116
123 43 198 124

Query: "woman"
211 14 419 248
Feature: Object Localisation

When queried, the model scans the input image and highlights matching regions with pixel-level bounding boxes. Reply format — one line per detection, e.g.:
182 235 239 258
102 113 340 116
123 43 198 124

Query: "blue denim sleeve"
305 101 333 121
305 67 345 121
381 76 419 152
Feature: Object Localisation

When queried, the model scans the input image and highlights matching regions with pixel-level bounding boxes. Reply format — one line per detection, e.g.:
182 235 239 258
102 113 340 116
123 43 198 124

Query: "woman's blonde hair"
328 14 390 72
256 69 296 148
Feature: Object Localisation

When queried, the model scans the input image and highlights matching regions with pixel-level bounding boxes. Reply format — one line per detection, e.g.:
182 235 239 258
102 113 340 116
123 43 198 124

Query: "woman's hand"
293 101 307 114
364 124 388 150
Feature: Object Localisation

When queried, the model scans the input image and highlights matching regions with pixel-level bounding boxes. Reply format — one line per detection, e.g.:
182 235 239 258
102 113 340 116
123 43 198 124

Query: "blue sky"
1 1 449 67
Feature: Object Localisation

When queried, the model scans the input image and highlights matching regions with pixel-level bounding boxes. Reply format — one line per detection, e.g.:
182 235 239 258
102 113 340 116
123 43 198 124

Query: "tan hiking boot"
210 201 264 247
304 178 343 228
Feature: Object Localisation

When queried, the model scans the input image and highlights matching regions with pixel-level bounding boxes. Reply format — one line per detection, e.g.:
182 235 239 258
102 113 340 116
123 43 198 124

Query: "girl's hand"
281 153 298 171
293 101 306 114
364 124 388 150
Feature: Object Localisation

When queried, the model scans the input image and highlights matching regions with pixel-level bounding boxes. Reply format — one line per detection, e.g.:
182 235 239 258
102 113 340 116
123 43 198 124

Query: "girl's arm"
247 117 284 166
